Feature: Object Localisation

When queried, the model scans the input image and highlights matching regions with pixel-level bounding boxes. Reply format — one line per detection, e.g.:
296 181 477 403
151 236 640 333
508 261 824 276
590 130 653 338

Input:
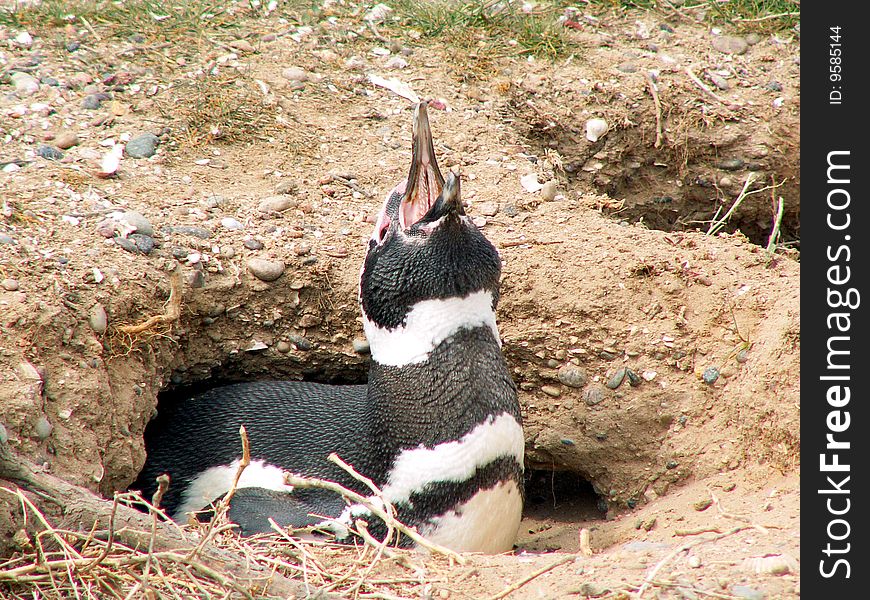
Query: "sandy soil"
1 2 800 598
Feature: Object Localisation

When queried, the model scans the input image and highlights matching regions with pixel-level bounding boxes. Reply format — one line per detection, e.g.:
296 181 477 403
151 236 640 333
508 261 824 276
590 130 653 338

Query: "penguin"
132 102 523 553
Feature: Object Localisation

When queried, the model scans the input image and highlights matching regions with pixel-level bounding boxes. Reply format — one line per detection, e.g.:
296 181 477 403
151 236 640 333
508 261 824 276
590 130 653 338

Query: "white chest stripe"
381 412 524 504
174 459 292 520
363 290 500 367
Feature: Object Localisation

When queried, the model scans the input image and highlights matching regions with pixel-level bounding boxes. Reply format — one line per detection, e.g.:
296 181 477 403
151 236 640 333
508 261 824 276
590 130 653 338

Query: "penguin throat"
400 165 443 229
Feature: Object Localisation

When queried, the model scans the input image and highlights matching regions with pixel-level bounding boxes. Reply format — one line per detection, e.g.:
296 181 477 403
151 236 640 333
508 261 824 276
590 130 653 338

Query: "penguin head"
360 102 502 331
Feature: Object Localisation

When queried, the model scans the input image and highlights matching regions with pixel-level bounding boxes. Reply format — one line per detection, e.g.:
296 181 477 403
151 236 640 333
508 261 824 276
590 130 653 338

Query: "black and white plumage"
132 102 523 553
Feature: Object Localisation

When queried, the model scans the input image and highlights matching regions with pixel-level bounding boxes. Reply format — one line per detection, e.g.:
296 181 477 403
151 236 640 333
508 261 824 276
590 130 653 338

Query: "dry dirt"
1 2 800 598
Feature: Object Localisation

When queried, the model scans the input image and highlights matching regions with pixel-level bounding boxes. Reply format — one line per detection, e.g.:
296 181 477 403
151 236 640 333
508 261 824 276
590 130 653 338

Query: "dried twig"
645 72 664 149
766 196 784 253
684 66 734 109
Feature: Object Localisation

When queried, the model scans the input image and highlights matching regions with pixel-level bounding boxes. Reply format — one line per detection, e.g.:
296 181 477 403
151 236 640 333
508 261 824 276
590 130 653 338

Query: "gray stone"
702 367 720 384
247 258 285 282
708 73 730 91
35 416 53 440
606 368 626 389
541 385 561 398
125 133 159 158
0 235 15 245
114 237 139 254
172 225 213 239
764 80 783 92
37 145 64 160
82 94 105 109
583 385 607 406
288 334 312 351
711 35 749 55
617 62 638 73
118 210 154 236
731 585 765 600
717 158 744 171
11 72 40 96
745 32 762 45
129 233 155 254
282 67 309 82
89 303 108 334
244 238 264 250
558 365 587 388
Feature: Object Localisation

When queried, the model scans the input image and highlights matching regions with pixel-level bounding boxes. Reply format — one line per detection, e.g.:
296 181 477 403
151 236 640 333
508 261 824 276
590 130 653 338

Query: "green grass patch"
0 0 244 41
385 1 574 59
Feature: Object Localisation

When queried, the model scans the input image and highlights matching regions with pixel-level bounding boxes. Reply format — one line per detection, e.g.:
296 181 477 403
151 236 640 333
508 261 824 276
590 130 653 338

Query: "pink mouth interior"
400 164 442 229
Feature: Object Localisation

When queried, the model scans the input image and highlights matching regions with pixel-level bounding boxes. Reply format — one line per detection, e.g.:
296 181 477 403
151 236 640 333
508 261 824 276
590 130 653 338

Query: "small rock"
89 303 108 334
129 233 155 254
717 158 744 171
288 334 312 351
0 423 7 444
258 195 297 213
114 237 139 254
583 385 606 406
558 365 587 388
172 225 213 239
688 555 702 568
764 80 783 92
541 385 561 398
730 585 765 600
702 367 720 384
276 340 292 353
712 35 749 55
66 41 81 52
188 270 205 288
540 180 558 202
125 133 159 158
221 217 243 230
294 244 311 256
244 238 264 250
707 73 730 91
574 583 610 598
352 338 371 354
0 235 16 245
585 118 609 142
34 416 53 440
282 66 309 82
659 23 674 33
247 258 285 282
220 246 236 259
117 211 153 236
693 498 713 511
626 368 642 387
477 202 499 217
36 145 64 160
82 94 105 110
606 368 626 389
745 32 762 45
617 62 638 73
40 76 60 87
11 72 40 96
2 278 20 291
55 132 80 149
736 349 749 363
14 31 34 48
229 39 255 53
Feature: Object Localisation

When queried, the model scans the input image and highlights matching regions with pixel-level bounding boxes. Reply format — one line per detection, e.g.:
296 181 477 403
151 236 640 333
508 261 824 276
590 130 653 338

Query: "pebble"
220 246 235 259
708 73 730 91
702 367 720 384
55 132 80 149
583 385 606 406
745 32 762 45
2 278 20 291
540 180 558 201
15 31 34 48
172 225 213 239
129 233 155 254
125 133 159 158
0 235 15 245
11 72 40 96
89 303 108 334
717 158 744 171
659 23 674 33
606 368 626 390
171 247 190 260
558 365 587 388
82 94 106 109
66 41 81 52
0 423 7 444
541 385 561 398
114 237 139 254
247 258 285 282
736 348 749 363
188 270 205 288
626 368 642 387
764 80 783 92
36 145 64 160
617 62 638 73
477 202 499 217
221 217 243 230
258 195 296 213
282 66 309 82
712 35 749 55
244 238 264 250
35 416 53 440
275 180 299 195
41 76 59 87
688 555 701 568
352 338 371 354
731 585 765 600
276 340 292 353
118 211 154 236
229 39 255 53
288 334 312 351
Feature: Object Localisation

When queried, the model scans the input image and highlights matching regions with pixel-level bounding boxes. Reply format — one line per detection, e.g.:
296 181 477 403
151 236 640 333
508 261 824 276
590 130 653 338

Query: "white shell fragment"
585 118 609 142
98 144 124 178
520 173 544 193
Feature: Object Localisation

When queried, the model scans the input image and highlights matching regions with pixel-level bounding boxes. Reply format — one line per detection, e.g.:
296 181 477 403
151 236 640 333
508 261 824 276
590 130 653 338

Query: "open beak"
401 102 445 228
